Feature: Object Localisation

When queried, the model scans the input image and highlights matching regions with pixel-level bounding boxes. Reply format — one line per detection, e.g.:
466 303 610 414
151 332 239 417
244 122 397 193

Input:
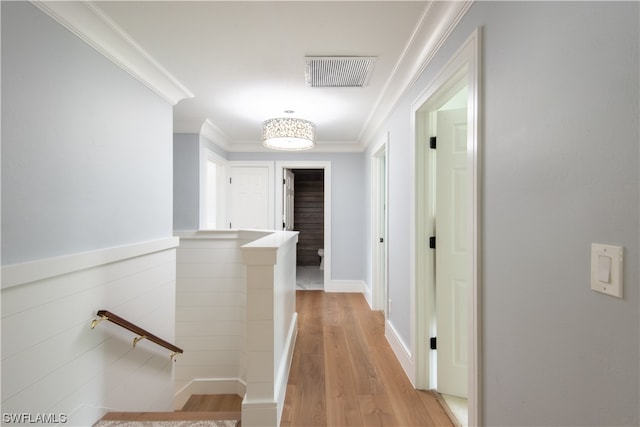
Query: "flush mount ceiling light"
262 117 315 151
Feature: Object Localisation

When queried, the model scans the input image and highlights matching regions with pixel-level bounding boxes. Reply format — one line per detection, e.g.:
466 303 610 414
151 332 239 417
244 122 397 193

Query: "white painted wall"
1 239 179 425
174 229 269 406
229 151 366 282
1 2 179 424
366 1 639 425
174 230 298 427
241 230 298 427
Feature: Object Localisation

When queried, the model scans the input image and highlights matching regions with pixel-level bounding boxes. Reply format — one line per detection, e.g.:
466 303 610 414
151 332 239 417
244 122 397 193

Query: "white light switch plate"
591 243 623 298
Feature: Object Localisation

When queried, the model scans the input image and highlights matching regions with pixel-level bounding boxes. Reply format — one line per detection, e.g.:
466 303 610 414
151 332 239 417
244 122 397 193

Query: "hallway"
280 291 454 427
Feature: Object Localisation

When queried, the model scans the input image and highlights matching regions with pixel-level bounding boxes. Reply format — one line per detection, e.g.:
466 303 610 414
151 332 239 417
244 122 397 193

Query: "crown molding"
200 119 233 151
227 140 364 153
30 0 194 106
358 0 474 147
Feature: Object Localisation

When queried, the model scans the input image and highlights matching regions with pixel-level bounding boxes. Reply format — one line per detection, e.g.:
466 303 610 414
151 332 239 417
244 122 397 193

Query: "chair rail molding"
30 0 194 105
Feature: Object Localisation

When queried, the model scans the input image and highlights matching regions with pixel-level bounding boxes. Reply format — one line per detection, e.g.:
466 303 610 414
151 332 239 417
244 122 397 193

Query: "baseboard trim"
241 399 278 427
363 282 373 309
325 280 366 293
274 313 297 424
385 319 415 387
174 378 247 410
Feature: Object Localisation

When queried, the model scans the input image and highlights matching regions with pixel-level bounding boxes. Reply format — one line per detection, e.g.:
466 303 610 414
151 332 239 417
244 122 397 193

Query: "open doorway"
287 169 324 290
413 29 481 427
276 161 331 291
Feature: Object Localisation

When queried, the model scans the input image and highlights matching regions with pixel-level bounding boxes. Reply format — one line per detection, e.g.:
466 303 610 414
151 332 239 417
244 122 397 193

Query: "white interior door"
284 169 295 230
228 166 270 229
435 107 468 398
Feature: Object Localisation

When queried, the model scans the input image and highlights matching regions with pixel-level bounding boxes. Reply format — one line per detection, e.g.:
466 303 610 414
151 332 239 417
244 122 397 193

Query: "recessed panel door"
228 166 270 229
436 107 468 398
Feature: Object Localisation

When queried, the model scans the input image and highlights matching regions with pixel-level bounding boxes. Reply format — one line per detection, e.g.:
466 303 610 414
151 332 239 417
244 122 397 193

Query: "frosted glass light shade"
262 117 315 151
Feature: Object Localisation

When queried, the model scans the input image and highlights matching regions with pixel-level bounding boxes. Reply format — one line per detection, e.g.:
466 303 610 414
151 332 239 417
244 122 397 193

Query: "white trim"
199 145 227 230
363 282 374 309
226 141 364 153
1 237 179 289
324 280 366 293
275 161 331 289
359 1 473 148
411 28 482 426
174 378 247 411
371 134 390 313
274 313 297 426
200 119 232 152
31 1 193 106
385 320 414 385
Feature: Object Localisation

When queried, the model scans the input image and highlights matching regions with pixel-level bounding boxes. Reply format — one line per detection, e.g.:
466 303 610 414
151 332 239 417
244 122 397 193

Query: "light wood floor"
280 291 454 427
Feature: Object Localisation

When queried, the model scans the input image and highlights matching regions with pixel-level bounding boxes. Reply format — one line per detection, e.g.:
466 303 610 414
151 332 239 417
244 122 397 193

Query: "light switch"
591 243 623 298
597 255 611 283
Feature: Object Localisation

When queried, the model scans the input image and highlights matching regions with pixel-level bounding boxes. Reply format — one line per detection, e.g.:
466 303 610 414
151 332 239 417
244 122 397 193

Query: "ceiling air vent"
305 56 377 88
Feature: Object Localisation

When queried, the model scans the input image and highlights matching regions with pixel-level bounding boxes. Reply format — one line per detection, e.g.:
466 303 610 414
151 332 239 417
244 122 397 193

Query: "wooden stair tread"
100 411 240 421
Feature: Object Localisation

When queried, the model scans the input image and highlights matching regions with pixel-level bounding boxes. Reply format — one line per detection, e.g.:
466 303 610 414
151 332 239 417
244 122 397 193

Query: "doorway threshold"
438 393 468 427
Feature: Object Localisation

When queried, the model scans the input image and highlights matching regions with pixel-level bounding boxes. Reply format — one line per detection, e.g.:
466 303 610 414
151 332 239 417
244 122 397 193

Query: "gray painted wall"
173 133 202 230
1 1 173 265
228 151 365 281
172 141 366 281
367 1 639 425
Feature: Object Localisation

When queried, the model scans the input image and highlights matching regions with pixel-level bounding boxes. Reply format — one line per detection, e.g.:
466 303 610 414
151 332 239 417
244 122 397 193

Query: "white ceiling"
92 1 430 151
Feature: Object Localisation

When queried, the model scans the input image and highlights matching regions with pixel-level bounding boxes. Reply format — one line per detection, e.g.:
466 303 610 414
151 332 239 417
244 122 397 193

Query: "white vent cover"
305 56 377 87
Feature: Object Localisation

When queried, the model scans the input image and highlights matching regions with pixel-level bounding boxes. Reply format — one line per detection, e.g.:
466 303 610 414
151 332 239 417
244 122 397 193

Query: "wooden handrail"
91 310 183 360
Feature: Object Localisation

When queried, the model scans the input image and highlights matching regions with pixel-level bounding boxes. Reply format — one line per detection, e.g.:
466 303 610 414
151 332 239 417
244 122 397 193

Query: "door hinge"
429 236 436 249
229 177 232 184
283 222 286 229
430 337 437 350
379 237 384 243
429 136 437 149
229 222 232 229
283 178 286 184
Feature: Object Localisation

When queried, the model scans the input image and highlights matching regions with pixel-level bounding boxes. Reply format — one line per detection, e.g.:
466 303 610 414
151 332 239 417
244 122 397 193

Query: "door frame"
275 161 331 288
371 134 389 313
411 28 481 425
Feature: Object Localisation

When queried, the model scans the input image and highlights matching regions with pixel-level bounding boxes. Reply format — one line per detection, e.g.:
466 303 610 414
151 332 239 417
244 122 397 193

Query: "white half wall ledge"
30 0 194 106
1 237 179 289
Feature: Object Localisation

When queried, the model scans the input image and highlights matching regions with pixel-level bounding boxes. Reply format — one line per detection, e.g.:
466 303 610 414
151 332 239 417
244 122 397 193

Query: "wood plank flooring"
280 291 454 427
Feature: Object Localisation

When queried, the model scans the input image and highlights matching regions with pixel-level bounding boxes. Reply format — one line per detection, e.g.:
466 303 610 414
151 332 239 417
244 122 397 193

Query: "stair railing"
91 310 183 360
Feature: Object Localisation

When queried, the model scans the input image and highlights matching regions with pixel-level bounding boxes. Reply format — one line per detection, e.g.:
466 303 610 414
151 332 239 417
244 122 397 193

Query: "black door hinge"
429 136 437 149
430 337 437 350
429 236 436 249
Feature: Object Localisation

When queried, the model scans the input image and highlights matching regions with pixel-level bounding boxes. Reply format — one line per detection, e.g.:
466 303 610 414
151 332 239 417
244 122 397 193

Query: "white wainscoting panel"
241 230 298 427
1 237 179 426
174 230 269 408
